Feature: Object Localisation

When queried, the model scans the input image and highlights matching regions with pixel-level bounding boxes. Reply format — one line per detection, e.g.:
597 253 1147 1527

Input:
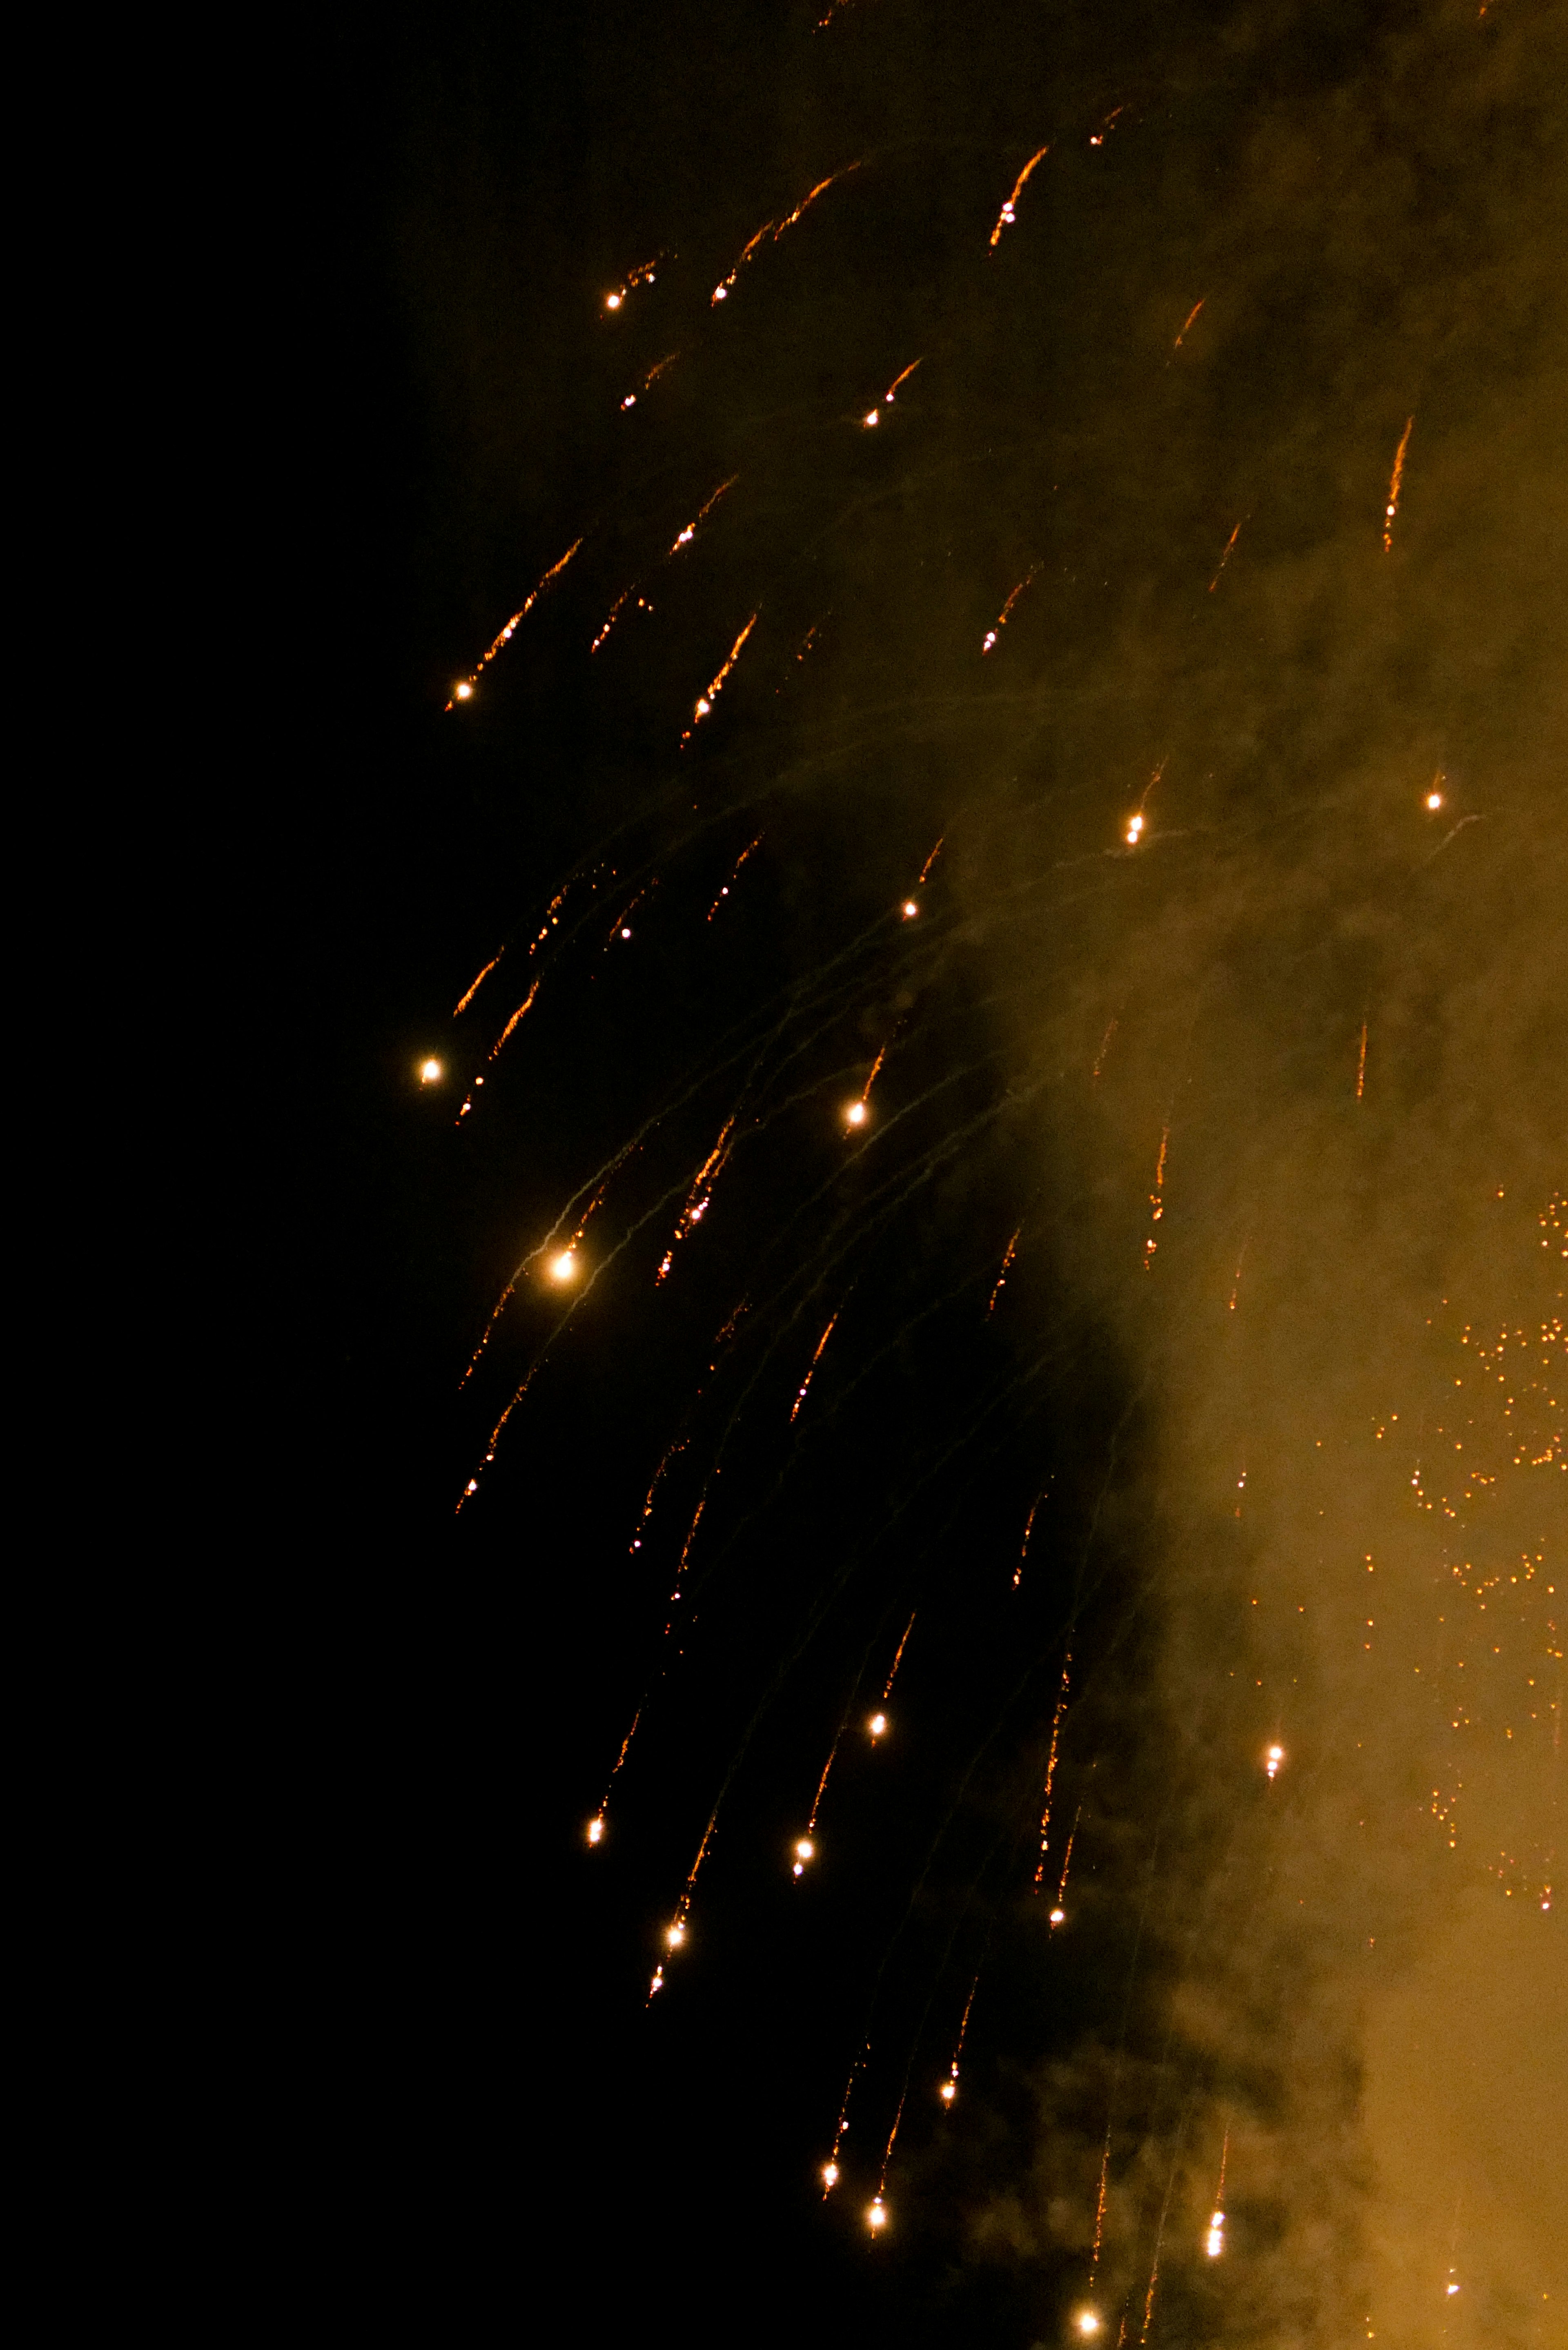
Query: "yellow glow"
864 408 880 428
1074 2312 1102 2337
822 2161 839 2188
550 1250 579 1283
902 899 919 918
1049 1906 1065 1925
866 2197 887 2230
587 1817 604 1845
796 1838 814 1860
1265 1742 1285 1779
1125 813 1145 842
454 682 474 700
419 1058 443 1084
940 2080 956 2102
1425 789 1443 810
666 1922 685 1948
869 1712 887 1737
846 1101 868 1127
605 292 622 308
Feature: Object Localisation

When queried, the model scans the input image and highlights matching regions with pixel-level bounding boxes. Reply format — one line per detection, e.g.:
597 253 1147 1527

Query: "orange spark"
619 350 678 411
682 612 759 740
454 953 501 1017
1014 1482 1048 1586
1383 416 1414 550
989 1228 1022 1315
602 254 664 311
670 476 739 555
918 837 945 884
1208 519 1243 591
881 1613 916 1704
445 537 583 707
823 2044 870 2194
883 358 923 403
712 167 860 303
706 836 763 920
629 1438 688 1552
1355 1021 1368 1099
1092 1018 1118 1083
1052 1805 1081 1915
990 145 1051 246
1172 298 1204 348
1032 1657 1071 1886
982 566 1040 653
1141 1124 1169 1269
791 1312 841 1423
656 1116 739 1281
489 980 539 1058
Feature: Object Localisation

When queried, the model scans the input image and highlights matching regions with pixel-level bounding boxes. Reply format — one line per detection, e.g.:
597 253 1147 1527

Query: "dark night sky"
334 5 1564 2341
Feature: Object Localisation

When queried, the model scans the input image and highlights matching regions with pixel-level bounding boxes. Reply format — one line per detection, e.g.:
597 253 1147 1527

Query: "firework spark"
601 254 665 311
1032 1657 1072 1886
791 1311 842 1423
1172 298 1205 347
706 836 763 920
619 351 678 410
681 612 759 739
445 537 583 707
712 167 860 304
1383 414 1414 550
989 145 1050 247
982 566 1039 653
989 1228 1022 1315
1208 518 1243 591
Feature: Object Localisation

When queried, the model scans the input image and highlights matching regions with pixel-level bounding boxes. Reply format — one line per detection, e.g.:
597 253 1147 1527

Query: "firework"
444 538 583 708
1383 414 1414 550
989 145 1050 247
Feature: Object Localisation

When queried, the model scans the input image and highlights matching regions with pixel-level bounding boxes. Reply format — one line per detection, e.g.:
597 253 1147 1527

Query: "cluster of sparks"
444 538 582 708
712 166 860 305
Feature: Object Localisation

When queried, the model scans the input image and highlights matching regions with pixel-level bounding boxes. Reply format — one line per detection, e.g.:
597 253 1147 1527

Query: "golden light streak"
619 351 678 410
845 1040 889 1127
1172 298 1205 348
711 167 860 304
982 566 1039 653
490 980 540 1060
681 612 759 741
445 537 583 708
1088 2140 1111 2284
1425 772 1445 810
453 954 501 1016
791 1311 841 1423
587 1706 643 1849
1141 1123 1169 1270
1032 1656 1071 1887
1092 1018 1118 1083
918 837 944 884
1383 414 1414 550
990 1228 1022 1317
670 476 739 555
1088 105 1126 147
657 1116 738 1281
602 255 664 310
989 145 1050 246
1208 519 1243 592
883 358 922 402
1356 1021 1369 1099
629 1439 688 1553
706 835 762 920
1051 1804 1081 1921
1014 1479 1047 1586
880 1613 916 1706
807 1726 844 1836
940 1975 980 2105
823 2044 869 2194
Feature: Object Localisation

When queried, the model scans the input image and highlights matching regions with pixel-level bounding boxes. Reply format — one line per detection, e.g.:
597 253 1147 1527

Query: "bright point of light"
713 285 728 301
587 1817 604 1845
940 2081 956 2103
1207 2230 1225 2258
866 2198 887 2230
793 1862 804 1876
666 1923 685 1948
419 1058 443 1085
1049 1907 1065 1925
864 408 880 428
550 1250 579 1282
1265 1742 1285 1778
982 629 998 652
605 292 622 308
846 1101 868 1127
621 926 633 939
1125 813 1145 843
1425 790 1443 810
869 1712 887 1737
822 2162 839 2188
1074 2312 1102 2337
795 1838 814 1860
695 695 710 716
454 682 473 700
902 899 919 918
1446 2283 1459 2296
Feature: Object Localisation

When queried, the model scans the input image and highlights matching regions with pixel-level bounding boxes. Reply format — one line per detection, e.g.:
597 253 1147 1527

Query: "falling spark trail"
1092 1018 1118 1083
940 1974 980 2104
1172 298 1204 347
791 1312 841 1423
918 838 944 884
1383 415 1414 550
1051 1808 1081 1920
629 1439 688 1553
990 145 1050 246
669 476 739 554
1227 1237 1249 1314
706 836 763 920
1142 1124 1169 1270
712 166 860 303
883 359 923 402
1014 1481 1048 1586
682 613 759 739
1032 1657 1072 1887
591 587 635 652
619 351 677 410
1089 2141 1112 2286
588 1705 644 1844
881 1613 916 1703
808 1728 844 1834
453 953 501 1016
445 538 583 706
989 1228 1021 1315
822 2043 869 2192
1208 519 1243 590
601 255 664 310
877 2086 908 2194
982 566 1039 653
1088 105 1126 147
657 1116 739 1280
